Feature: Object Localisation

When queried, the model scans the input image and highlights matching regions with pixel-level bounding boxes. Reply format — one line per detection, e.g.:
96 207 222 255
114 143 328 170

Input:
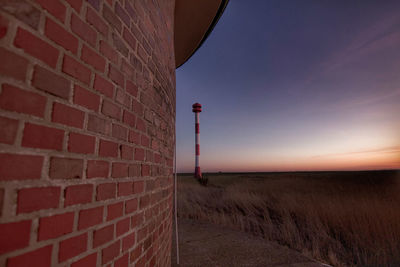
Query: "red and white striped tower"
192 103 202 179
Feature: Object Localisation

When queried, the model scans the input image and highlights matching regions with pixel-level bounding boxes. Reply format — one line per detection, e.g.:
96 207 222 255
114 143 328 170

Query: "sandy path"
172 218 327 267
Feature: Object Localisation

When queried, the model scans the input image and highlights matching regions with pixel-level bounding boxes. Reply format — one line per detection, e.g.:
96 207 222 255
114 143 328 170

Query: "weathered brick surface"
0 220 31 254
0 84 46 117
38 212 74 240
0 0 175 266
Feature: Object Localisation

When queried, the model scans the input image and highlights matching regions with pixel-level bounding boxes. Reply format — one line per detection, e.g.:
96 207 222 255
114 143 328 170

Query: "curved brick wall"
0 0 175 266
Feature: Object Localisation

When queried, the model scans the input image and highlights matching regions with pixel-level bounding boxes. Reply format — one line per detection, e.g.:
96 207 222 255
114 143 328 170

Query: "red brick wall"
0 0 176 266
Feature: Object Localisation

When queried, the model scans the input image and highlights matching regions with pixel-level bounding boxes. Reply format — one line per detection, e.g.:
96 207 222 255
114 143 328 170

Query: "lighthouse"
192 103 202 180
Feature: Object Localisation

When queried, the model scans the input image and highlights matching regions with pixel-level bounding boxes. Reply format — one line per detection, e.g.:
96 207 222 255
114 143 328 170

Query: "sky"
175 0 400 173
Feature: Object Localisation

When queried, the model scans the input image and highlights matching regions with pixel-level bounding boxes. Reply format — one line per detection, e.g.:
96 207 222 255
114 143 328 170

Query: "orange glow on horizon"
180 146 400 173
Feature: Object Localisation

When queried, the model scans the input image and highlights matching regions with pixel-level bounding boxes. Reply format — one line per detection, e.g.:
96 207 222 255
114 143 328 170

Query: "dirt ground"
171 218 328 267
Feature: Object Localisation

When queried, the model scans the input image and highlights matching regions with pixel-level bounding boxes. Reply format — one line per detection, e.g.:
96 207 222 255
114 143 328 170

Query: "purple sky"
176 0 400 172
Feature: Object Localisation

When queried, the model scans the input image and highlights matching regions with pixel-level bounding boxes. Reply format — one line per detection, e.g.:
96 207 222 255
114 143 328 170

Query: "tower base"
194 167 202 179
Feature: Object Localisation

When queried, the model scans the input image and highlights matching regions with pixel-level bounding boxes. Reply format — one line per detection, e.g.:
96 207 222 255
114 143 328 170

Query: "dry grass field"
177 170 400 266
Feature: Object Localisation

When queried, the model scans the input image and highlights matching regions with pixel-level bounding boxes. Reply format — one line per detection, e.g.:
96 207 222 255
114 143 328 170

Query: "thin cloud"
301 12 400 88
312 146 400 159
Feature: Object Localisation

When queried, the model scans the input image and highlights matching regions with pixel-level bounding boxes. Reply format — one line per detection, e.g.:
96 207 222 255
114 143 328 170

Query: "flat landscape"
176 170 400 266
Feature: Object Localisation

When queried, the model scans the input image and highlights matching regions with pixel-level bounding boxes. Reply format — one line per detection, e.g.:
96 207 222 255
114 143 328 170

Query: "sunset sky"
176 0 400 172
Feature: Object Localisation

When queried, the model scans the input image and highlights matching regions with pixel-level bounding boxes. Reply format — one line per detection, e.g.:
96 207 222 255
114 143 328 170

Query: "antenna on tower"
192 103 207 186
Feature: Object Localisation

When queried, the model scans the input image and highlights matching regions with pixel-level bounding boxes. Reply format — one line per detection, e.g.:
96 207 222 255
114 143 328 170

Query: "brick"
14 27 59 67
71 253 97 267
99 139 119 157
86 7 108 36
102 100 121 120
36 0 66 22
103 5 121 32
93 224 114 248
132 99 143 116
18 187 60 213
71 13 96 46
122 28 136 50
144 110 152 123
66 0 82 12
141 164 150 177
81 44 106 72
118 182 133 197
125 198 137 214
137 227 147 243
45 17 78 54
106 202 122 221
115 3 130 27
0 154 43 181
1 1 41 29
7 245 52 267
64 184 93 206
115 254 129 267
142 38 152 57
115 89 130 108
38 212 74 240
146 180 155 193
112 33 129 58
102 241 120 264
116 217 129 236
121 145 133 160
78 206 103 230
146 150 153 163
139 195 149 209
130 245 142 262
0 47 28 81
136 117 146 132
100 40 118 64
151 140 158 150
0 84 46 117
0 220 31 254
137 44 148 62
87 160 109 178
121 59 134 77
111 162 128 178
52 102 84 128
94 74 114 98
68 132 96 154
49 157 84 179
74 85 100 111
124 1 137 23
59 233 87 262
130 54 142 73
63 55 91 85
126 80 138 97
112 124 128 140
32 65 71 99
87 0 100 10
154 153 161 163
128 164 140 177
87 114 111 135
141 135 150 147
121 59 138 79
0 84 46 118
0 13 8 39
122 232 135 251
134 148 145 161
109 65 124 86
22 123 64 150
129 130 140 144
97 183 116 201
0 116 18 145
131 212 143 228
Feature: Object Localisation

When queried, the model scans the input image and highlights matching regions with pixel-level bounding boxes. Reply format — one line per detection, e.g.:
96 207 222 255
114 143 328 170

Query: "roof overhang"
174 0 229 68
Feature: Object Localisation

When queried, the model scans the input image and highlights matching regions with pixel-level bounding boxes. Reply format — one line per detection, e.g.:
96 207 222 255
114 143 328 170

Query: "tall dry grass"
177 171 400 266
